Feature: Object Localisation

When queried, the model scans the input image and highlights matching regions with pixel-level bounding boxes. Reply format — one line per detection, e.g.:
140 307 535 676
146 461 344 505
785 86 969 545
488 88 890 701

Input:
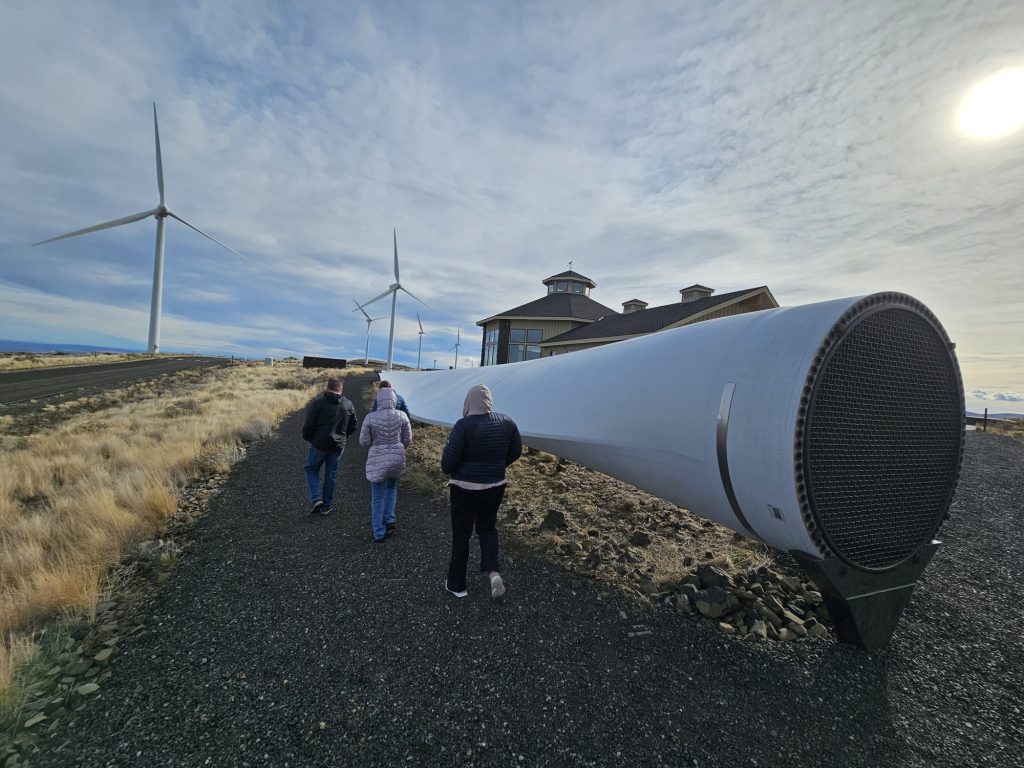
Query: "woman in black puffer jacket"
441 384 522 599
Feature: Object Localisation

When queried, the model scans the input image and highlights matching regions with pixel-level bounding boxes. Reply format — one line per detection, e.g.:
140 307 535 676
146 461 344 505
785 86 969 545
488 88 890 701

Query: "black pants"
447 484 506 591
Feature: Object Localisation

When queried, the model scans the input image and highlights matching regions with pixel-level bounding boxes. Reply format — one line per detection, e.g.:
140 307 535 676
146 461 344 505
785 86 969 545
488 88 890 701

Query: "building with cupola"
477 270 778 366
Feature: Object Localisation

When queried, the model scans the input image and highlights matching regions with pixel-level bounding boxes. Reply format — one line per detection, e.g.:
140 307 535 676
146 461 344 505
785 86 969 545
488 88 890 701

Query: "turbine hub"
155 205 170 217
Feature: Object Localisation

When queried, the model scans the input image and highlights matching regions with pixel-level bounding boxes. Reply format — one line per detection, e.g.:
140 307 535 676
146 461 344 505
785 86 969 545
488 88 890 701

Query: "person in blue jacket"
371 380 410 416
440 384 522 600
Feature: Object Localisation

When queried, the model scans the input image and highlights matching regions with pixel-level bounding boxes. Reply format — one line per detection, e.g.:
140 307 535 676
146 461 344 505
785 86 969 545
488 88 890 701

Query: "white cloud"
968 388 1024 402
0 1 1021 387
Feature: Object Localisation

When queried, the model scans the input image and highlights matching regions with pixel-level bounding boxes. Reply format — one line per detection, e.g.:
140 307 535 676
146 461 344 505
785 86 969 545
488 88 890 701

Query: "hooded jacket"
371 389 409 416
359 387 413 482
441 384 522 486
302 390 357 452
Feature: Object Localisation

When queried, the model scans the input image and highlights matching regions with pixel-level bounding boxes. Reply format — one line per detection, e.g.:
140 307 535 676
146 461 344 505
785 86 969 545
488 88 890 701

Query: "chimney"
680 284 714 303
622 299 648 314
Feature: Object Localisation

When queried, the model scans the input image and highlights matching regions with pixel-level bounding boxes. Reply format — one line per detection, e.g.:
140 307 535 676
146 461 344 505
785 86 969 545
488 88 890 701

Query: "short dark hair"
327 377 343 391
379 380 391 388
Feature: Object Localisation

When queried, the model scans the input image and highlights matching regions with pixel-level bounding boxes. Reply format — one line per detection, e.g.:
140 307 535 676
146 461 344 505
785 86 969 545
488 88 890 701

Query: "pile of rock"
662 565 831 641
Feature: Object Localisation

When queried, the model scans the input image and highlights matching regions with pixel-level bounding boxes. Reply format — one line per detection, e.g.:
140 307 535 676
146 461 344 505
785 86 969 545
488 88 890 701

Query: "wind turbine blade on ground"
167 212 246 260
399 286 428 307
359 286 397 309
33 208 159 246
153 103 165 205
393 229 399 282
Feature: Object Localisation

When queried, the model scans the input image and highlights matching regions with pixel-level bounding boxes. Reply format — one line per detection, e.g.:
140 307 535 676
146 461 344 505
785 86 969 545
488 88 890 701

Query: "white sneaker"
445 580 468 599
489 572 505 600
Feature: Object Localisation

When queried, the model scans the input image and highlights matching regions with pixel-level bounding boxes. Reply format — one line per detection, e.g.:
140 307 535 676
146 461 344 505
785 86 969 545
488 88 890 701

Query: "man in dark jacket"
301 377 357 515
441 384 522 599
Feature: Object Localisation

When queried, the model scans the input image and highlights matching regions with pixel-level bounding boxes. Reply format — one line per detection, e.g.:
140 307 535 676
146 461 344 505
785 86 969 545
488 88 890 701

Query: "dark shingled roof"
543 270 596 286
542 287 768 344
478 292 617 325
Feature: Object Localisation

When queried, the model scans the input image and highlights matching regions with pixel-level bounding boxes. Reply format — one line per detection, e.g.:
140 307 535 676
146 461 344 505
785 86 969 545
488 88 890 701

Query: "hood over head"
463 384 493 417
376 387 397 410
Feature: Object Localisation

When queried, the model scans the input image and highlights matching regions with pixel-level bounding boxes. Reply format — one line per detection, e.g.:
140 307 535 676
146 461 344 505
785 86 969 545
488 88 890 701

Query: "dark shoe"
372 536 386 544
445 580 468 599
310 500 324 515
317 505 332 516
385 523 396 537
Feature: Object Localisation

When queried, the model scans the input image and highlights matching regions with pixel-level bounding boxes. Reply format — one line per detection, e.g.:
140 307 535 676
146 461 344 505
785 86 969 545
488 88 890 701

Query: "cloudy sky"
0 1 1021 411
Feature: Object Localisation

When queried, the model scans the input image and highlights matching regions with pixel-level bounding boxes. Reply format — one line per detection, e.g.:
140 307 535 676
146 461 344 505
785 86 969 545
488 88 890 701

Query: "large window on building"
509 329 543 362
483 328 499 366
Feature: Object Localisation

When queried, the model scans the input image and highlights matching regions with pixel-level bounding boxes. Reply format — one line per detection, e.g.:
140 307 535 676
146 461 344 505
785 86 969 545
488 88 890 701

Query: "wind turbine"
416 312 429 370
33 103 243 354
355 229 426 370
450 327 463 369
353 299 388 365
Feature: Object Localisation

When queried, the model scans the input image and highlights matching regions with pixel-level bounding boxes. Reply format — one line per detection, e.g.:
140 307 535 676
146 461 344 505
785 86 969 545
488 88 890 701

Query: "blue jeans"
304 446 342 507
370 478 399 540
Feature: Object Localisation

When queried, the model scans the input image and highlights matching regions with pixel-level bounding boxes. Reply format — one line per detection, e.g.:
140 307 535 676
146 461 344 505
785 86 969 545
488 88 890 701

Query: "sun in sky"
956 66 1024 140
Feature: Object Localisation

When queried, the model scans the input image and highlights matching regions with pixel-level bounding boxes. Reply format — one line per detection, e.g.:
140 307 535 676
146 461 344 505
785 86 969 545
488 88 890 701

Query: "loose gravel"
31 375 1024 767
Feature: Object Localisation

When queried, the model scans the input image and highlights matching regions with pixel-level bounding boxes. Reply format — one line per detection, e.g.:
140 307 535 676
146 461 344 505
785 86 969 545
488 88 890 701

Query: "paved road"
32 375 1024 767
0 357 230 406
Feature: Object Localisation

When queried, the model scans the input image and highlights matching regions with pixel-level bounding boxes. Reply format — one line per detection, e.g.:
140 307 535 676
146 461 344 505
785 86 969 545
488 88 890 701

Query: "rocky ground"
3 374 1021 767
403 420 832 643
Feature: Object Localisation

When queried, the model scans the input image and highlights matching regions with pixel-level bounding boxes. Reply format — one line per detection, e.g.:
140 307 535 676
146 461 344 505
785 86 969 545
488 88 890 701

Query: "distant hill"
967 411 1023 420
0 340 142 354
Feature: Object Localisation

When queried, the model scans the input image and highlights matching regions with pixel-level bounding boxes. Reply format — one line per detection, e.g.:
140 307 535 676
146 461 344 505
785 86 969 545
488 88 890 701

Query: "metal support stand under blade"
790 541 940 652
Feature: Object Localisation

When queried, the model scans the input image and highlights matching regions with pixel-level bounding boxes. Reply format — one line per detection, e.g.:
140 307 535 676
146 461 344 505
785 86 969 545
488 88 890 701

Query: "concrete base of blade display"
790 541 941 651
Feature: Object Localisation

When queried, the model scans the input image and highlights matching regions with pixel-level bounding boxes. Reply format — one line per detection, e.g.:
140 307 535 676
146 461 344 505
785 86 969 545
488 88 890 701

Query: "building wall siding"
546 340 614 355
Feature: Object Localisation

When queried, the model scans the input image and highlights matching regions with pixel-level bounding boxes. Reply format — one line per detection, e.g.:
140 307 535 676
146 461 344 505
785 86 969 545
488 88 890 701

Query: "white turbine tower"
353 299 388 365
450 327 463 369
355 229 426 370
416 312 429 370
33 103 243 354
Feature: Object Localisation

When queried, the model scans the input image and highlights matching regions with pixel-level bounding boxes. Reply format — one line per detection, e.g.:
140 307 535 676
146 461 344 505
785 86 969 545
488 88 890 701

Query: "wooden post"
983 407 988 432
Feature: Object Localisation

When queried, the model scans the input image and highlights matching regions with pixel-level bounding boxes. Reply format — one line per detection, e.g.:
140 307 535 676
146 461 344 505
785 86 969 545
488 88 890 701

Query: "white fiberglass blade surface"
353 298 371 320
153 103 165 205
400 285 428 307
382 294 954 559
33 208 158 246
359 286 396 309
393 229 399 282
167 213 246 260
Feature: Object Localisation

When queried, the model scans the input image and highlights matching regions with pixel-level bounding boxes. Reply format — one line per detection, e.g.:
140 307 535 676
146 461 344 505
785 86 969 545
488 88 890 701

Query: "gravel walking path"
34 375 1023 767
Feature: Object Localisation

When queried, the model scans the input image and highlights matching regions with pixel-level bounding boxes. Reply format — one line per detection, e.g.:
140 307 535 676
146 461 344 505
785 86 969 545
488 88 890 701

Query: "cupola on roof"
542 270 597 289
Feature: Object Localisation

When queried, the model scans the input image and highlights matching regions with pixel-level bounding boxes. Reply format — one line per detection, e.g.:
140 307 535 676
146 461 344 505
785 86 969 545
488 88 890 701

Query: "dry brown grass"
983 418 1024 439
0 352 149 372
0 360 366 691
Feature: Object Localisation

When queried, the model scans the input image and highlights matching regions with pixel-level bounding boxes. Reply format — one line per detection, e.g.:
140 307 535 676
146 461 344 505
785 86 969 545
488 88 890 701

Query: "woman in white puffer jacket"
359 386 413 542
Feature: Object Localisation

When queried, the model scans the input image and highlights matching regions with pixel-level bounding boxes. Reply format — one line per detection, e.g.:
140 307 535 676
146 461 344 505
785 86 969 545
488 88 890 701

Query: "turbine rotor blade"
167 212 246 260
352 298 371 319
359 286 396 309
153 103 165 205
393 228 399 282
399 285 428 307
33 208 159 246
416 312 424 334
